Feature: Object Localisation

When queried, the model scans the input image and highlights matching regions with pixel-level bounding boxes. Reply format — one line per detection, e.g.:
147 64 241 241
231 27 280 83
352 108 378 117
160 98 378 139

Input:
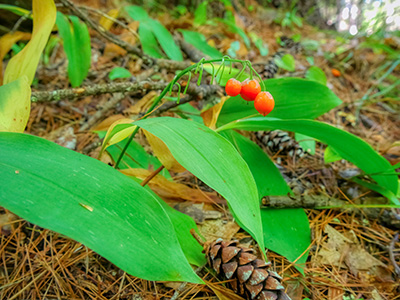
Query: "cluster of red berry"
225 78 275 117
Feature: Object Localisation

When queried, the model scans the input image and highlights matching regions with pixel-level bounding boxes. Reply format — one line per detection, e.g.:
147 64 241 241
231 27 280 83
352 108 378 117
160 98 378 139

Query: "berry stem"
115 58 263 169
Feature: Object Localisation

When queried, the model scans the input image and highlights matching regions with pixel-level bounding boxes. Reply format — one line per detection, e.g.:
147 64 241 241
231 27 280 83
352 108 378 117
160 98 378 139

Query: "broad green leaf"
194 1 207 26
124 5 149 22
56 12 91 87
218 117 398 194
305 66 327 85
220 130 291 197
124 176 205 266
180 30 223 59
261 209 310 275
149 19 183 61
217 78 342 126
4 0 56 85
0 132 202 283
109 67 132 80
220 131 309 274
295 133 315 155
324 145 342 163
134 117 265 252
138 23 164 58
203 64 249 86
0 76 31 132
274 54 295 72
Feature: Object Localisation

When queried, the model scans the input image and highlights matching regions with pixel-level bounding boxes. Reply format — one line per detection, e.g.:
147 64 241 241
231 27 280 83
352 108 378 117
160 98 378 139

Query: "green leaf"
217 78 342 126
324 145 342 163
0 4 30 17
180 30 223 59
0 132 202 284
262 209 310 275
220 130 290 197
221 130 309 274
249 32 268 56
301 40 320 51
56 12 91 87
274 54 295 72
295 133 315 155
149 19 183 61
352 178 400 205
194 1 207 26
138 23 164 59
109 67 132 80
127 176 206 266
305 66 327 85
134 117 265 252
124 5 149 22
218 18 250 48
218 118 398 195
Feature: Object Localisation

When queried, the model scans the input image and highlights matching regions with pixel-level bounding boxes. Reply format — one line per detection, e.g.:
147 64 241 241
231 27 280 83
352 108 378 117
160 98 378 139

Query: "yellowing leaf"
143 129 186 172
201 96 228 130
0 76 31 132
99 118 136 159
99 9 120 31
0 31 31 85
3 0 56 85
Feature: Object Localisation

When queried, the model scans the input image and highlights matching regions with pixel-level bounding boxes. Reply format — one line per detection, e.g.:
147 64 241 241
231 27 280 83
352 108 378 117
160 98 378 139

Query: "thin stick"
389 232 400 276
140 165 165 187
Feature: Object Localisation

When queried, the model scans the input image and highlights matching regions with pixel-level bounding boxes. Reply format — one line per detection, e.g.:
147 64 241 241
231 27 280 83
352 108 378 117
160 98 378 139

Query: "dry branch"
31 81 222 103
262 195 400 229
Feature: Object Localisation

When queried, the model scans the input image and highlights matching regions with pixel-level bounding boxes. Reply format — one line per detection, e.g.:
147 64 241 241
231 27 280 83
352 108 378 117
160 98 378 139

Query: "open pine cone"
204 239 291 300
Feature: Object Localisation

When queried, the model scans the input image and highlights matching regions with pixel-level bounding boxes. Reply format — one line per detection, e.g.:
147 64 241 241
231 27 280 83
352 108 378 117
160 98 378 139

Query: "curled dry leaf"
201 96 229 130
143 129 186 172
120 168 217 203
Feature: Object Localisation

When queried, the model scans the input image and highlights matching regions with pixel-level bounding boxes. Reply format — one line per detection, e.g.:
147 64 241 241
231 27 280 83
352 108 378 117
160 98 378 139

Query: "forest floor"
0 1 399 300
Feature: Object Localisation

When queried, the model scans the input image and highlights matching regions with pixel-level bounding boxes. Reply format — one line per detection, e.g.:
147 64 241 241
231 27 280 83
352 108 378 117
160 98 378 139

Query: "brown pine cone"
204 239 291 300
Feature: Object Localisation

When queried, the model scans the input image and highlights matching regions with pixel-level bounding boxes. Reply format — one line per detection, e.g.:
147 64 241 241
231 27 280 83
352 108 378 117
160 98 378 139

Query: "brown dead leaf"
205 280 245 300
91 114 125 132
201 96 228 130
198 219 240 242
124 91 158 115
0 211 18 235
142 129 186 172
120 168 218 203
313 225 391 281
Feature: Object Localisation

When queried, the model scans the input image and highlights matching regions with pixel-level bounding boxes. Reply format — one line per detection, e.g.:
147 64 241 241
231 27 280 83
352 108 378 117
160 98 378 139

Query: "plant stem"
114 58 252 169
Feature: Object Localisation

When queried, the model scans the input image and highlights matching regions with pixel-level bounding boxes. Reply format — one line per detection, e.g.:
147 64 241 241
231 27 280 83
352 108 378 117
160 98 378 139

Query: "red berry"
225 78 242 96
254 91 275 116
240 79 261 101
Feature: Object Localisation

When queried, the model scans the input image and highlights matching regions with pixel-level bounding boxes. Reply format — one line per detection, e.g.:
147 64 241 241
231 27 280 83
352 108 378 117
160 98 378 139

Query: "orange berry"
254 91 275 116
240 79 261 101
331 68 341 77
225 78 242 96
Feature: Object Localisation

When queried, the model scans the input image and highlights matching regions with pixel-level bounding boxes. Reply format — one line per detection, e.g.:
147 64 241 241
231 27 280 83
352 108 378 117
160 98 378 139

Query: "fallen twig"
262 194 400 229
389 232 400 277
31 81 221 103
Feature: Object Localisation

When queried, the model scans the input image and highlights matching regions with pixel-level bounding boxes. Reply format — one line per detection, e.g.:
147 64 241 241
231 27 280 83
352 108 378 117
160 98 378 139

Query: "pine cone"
255 130 304 159
204 239 291 300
